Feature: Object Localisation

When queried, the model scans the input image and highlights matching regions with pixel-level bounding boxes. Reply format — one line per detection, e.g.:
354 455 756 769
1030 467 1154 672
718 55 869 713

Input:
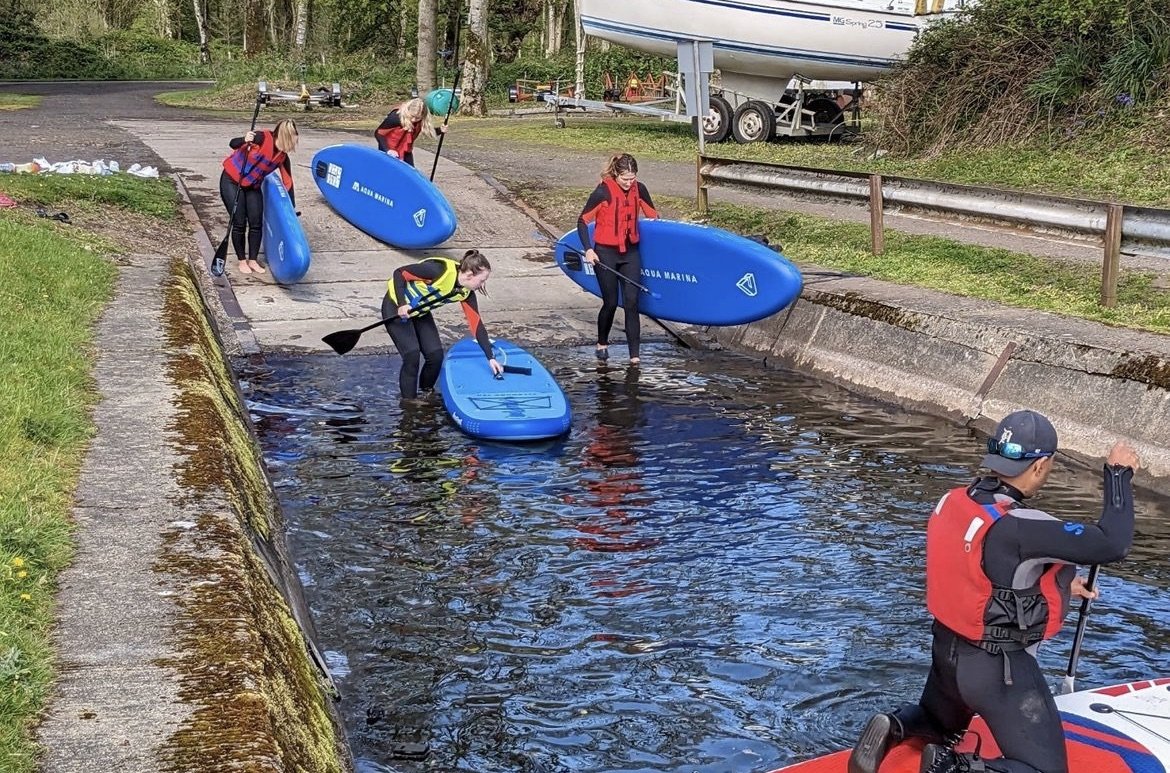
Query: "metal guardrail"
696 155 1170 306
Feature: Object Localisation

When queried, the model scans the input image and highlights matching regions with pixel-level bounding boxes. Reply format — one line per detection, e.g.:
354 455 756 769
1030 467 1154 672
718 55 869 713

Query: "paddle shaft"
213 96 264 274
429 13 463 182
1061 564 1100 695
560 244 660 298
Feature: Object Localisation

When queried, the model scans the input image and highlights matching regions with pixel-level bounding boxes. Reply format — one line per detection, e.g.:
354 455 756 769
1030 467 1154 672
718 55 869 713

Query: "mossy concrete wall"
713 273 1170 490
161 260 348 771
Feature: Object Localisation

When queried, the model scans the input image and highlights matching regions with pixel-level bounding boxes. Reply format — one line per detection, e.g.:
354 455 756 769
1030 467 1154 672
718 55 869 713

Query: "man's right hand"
397 304 411 320
1106 441 1140 470
584 249 599 265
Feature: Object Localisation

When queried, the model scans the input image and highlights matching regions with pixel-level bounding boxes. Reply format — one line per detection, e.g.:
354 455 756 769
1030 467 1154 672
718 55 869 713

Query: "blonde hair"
602 152 638 181
396 98 437 139
273 119 299 153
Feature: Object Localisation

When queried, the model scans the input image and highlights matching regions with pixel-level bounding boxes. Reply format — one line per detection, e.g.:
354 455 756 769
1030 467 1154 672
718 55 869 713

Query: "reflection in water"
242 346 1170 773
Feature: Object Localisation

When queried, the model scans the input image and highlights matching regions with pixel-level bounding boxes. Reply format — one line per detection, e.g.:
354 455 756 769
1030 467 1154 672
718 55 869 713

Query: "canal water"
242 344 1170 773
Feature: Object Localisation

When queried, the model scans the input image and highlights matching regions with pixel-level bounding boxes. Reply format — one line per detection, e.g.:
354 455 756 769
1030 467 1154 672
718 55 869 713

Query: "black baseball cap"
982 410 1058 477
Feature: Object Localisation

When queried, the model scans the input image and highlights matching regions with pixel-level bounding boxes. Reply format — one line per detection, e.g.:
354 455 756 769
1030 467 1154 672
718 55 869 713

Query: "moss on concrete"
810 290 922 332
157 258 344 772
1111 354 1170 390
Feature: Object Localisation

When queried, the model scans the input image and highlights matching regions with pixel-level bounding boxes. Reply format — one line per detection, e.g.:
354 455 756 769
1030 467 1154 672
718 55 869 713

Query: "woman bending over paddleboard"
577 153 658 365
220 118 299 275
383 250 502 400
374 97 446 168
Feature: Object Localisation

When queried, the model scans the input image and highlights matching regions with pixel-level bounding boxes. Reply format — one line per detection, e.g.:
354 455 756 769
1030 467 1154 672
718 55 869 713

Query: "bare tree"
397 1 409 56
192 0 212 62
461 0 487 116
544 0 568 57
417 0 437 91
293 0 308 49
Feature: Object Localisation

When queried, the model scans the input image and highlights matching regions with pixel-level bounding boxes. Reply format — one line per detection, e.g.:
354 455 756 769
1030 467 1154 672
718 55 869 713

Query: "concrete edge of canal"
713 271 1170 494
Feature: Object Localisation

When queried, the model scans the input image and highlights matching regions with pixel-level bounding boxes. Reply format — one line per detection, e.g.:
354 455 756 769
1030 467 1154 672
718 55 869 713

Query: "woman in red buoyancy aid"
576 153 658 366
373 97 445 168
219 119 299 274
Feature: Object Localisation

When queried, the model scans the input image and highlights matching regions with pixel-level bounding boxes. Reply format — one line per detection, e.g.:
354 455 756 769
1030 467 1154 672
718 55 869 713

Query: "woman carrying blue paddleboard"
374 97 446 168
577 153 659 365
219 119 299 275
382 250 502 401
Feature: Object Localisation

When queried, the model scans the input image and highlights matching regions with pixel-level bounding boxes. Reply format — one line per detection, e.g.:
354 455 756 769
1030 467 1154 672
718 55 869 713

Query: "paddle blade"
502 365 532 375
322 328 361 355
210 236 229 277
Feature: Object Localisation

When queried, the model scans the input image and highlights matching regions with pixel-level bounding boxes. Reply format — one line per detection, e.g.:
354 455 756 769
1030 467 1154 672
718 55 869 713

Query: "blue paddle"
557 243 663 299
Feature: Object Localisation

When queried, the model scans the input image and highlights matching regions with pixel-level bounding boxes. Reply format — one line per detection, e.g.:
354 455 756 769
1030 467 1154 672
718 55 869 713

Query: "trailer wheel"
555 118 566 129
695 93 732 143
806 97 844 127
731 100 776 143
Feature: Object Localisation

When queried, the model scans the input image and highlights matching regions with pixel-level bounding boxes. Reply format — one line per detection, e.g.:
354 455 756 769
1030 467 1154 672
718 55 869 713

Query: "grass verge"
0 95 41 111
0 175 178 770
457 116 1170 207
507 180 1170 335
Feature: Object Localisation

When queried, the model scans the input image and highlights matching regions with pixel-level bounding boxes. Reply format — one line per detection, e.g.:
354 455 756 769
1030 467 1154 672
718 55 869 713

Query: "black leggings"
893 623 1068 773
381 295 444 399
218 169 264 262
595 244 641 358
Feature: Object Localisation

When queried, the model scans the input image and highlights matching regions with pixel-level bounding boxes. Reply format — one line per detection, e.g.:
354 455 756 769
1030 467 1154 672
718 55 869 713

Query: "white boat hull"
580 0 942 100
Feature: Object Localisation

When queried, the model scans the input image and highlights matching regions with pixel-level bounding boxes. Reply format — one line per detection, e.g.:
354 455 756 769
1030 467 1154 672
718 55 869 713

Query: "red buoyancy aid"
222 130 287 189
592 177 642 253
375 111 421 159
925 487 1065 652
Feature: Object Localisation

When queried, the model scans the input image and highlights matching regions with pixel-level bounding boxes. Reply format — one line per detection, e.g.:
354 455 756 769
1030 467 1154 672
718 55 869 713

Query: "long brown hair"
459 249 491 293
601 153 638 181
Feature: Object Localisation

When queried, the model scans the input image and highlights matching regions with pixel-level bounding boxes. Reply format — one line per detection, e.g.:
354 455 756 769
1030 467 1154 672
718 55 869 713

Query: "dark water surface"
242 345 1170 773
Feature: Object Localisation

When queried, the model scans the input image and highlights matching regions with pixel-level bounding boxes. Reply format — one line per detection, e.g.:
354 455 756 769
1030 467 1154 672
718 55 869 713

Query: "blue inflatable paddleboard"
261 173 312 284
555 220 803 326
439 339 572 442
311 143 457 249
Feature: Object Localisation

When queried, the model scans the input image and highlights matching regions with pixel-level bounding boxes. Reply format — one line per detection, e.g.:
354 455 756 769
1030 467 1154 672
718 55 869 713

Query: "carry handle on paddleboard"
557 244 662 299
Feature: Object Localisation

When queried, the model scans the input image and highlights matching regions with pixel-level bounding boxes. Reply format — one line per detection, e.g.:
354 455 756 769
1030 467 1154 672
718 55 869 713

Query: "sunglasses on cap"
987 438 1053 460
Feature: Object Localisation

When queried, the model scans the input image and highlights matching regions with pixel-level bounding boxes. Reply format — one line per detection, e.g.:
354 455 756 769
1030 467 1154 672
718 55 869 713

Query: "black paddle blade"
210 237 229 277
322 329 362 355
502 365 532 375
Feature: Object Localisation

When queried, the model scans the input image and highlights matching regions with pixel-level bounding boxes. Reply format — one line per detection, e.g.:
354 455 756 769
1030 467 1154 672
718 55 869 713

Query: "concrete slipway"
35 116 1170 772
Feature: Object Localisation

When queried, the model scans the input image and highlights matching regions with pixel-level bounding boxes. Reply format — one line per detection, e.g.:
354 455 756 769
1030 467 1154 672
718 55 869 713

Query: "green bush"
0 29 126 79
873 0 1170 156
97 31 204 80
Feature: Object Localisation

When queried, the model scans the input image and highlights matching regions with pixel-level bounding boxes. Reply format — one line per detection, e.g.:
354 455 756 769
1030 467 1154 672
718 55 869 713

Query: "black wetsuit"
894 468 1135 773
383 260 492 399
576 181 657 359
219 133 295 263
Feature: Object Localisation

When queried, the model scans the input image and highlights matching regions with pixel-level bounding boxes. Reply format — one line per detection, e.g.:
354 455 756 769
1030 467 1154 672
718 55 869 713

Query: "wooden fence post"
1101 203 1123 308
869 174 884 255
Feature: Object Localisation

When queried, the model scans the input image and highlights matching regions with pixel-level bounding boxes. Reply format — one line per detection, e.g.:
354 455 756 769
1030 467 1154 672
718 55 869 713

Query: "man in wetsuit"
849 409 1140 773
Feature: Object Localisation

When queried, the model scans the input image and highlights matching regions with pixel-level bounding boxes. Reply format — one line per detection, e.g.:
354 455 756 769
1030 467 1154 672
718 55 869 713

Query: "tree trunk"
574 0 584 97
461 0 488 117
192 0 212 63
244 0 265 55
293 0 308 48
396 1 409 57
265 0 278 48
416 0 437 92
